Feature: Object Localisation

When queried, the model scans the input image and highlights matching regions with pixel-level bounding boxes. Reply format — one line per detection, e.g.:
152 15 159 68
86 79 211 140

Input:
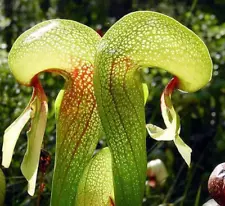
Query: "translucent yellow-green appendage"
3 19 101 205
94 11 212 206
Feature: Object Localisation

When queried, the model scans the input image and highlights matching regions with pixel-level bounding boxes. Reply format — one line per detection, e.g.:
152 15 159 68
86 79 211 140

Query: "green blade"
51 68 102 205
2 90 37 168
21 95 48 195
75 147 114 206
142 83 149 104
174 135 192 166
0 169 6 206
2 106 31 168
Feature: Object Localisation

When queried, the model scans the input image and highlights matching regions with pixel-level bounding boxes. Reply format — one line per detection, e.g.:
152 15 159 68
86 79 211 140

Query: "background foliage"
0 0 225 205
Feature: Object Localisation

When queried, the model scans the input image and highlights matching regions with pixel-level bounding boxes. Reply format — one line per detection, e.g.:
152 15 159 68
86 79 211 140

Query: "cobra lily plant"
2 11 212 206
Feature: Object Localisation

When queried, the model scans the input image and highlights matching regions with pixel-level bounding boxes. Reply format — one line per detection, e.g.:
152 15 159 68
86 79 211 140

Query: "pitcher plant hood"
2 19 102 206
93 11 212 206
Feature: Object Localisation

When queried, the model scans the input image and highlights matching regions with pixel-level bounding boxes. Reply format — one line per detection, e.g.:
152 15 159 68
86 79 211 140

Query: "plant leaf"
174 135 192 166
75 147 114 206
55 89 64 121
7 19 101 204
97 11 212 93
147 78 192 166
21 96 48 195
2 91 37 168
94 11 210 205
8 19 100 85
142 83 149 104
146 124 175 141
2 107 31 168
27 167 38 196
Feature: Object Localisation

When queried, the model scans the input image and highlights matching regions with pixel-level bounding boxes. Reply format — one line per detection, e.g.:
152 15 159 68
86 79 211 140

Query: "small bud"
147 159 168 187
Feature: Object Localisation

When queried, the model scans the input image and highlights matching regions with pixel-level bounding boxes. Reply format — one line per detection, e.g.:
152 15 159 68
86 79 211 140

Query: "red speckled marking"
164 77 179 96
57 65 95 161
109 196 115 206
161 77 179 108
53 64 98 203
109 57 133 92
31 76 47 102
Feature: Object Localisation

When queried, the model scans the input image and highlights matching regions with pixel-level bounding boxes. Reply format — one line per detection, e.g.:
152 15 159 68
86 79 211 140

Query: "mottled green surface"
1 1 225 205
3 11 213 206
94 11 212 206
8 20 100 85
6 19 102 205
75 148 114 206
0 169 5 206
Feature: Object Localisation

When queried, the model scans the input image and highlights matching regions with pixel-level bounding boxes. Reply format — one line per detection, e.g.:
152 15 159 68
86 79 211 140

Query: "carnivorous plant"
93 11 212 206
2 20 102 205
2 11 212 206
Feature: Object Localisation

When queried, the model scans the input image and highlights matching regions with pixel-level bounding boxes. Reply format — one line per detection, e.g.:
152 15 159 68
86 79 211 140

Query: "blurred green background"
0 0 225 205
